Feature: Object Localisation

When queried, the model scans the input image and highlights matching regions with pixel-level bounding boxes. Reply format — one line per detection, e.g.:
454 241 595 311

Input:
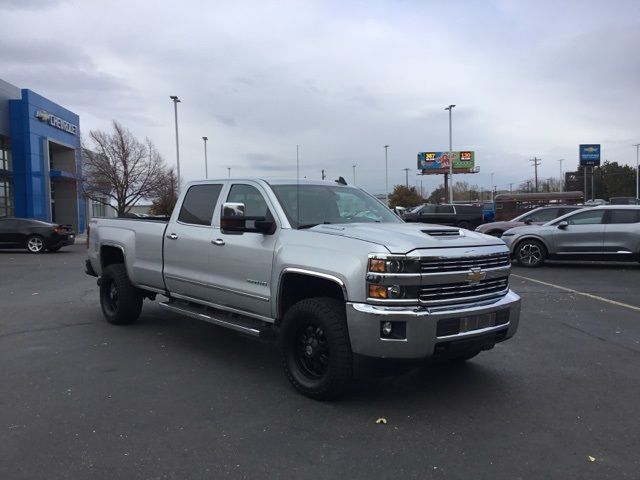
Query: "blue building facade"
0 79 85 232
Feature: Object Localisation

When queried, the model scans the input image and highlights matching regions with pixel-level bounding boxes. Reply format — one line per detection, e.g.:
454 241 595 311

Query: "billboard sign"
579 144 600 166
417 151 475 174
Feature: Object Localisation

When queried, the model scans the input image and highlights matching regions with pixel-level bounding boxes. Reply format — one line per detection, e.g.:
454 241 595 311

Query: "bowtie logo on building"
35 110 51 122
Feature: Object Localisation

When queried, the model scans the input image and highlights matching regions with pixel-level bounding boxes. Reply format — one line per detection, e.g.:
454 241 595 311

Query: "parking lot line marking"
512 274 640 312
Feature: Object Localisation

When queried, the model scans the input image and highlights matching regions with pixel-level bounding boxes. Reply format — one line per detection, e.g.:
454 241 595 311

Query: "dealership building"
0 78 85 233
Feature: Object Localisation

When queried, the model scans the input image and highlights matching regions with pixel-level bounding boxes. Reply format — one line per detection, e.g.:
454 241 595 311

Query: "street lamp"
444 105 456 203
634 144 640 199
558 159 564 192
384 145 389 206
227 167 231 178
169 96 181 192
202 136 208 179
352 164 356 185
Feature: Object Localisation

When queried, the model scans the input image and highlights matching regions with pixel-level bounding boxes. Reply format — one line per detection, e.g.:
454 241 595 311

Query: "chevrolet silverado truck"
86 178 521 399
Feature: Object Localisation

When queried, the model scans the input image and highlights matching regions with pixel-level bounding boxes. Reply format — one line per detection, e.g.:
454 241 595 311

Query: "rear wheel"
515 239 547 267
280 298 353 400
100 264 143 325
26 235 45 254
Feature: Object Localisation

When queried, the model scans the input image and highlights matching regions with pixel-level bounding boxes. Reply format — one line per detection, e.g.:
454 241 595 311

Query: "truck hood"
309 223 504 254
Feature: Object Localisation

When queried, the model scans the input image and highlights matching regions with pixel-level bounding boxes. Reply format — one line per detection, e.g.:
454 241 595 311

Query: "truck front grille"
420 253 511 273
419 277 509 304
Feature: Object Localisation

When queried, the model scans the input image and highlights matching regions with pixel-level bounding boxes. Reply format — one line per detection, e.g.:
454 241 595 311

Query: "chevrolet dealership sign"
35 110 78 136
579 144 600 166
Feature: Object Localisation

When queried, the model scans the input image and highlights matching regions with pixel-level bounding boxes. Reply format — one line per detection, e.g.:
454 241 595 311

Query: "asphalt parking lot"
1 245 639 479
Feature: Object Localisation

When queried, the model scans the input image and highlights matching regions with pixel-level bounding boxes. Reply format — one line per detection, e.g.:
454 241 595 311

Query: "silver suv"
501 206 640 267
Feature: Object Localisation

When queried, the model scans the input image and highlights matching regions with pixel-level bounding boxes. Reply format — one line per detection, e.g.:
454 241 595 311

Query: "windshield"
271 184 402 228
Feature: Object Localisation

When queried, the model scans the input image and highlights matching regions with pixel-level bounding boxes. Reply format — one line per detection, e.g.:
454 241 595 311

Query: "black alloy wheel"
99 264 143 325
280 298 353 400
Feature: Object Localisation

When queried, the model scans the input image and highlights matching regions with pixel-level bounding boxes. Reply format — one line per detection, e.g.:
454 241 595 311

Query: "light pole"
202 136 208 179
444 105 456 203
227 167 231 178
352 164 356 185
558 159 564 192
384 145 389 206
490 172 494 201
169 96 181 192
634 144 640 199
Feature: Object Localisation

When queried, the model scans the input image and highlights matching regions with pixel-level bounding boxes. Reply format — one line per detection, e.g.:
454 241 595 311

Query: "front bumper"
346 290 521 359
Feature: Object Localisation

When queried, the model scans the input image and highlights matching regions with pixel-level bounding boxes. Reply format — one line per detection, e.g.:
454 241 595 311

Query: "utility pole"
321 169 326 180
509 183 513 193
529 157 541 192
403 168 410 188
558 159 564 192
352 165 356 185
490 172 494 202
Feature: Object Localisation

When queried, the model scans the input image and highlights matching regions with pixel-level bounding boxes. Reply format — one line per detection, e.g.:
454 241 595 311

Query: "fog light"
382 321 393 336
387 285 402 299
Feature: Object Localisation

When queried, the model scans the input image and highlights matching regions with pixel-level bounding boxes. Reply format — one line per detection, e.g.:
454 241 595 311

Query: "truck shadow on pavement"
132 303 511 408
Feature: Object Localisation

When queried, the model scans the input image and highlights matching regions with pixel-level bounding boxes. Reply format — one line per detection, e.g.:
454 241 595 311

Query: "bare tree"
83 121 166 216
149 167 178 216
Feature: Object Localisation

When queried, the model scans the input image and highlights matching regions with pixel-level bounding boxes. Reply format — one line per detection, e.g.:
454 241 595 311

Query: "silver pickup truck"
86 178 521 399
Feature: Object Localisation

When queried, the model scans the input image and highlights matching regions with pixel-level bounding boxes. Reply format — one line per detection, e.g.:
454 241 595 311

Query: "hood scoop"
422 228 462 237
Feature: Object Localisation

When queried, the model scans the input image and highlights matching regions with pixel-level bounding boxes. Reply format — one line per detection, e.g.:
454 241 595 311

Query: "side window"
226 184 270 229
178 184 223 226
609 209 640 224
436 205 455 214
565 210 605 225
421 205 436 214
527 209 558 223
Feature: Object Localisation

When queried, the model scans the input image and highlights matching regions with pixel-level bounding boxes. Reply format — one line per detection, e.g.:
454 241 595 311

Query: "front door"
209 182 278 318
552 209 606 254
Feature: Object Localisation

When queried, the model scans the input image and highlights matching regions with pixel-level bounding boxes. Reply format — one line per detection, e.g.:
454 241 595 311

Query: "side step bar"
159 300 273 338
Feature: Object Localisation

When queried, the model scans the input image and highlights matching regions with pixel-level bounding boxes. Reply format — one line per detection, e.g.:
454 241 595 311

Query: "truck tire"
280 298 353 400
100 264 143 325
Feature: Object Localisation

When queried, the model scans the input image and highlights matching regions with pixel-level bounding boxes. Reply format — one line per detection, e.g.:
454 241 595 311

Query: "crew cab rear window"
178 184 223 226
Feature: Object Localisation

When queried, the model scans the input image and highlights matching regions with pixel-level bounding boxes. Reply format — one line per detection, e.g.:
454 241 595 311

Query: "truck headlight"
368 257 420 273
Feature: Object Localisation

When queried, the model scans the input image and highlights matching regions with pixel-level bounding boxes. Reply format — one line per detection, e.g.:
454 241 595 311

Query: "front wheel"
515 239 547 267
26 235 45 253
280 298 353 400
100 264 143 325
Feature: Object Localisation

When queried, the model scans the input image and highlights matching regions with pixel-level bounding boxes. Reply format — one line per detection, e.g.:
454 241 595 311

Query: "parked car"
402 203 484 229
475 206 584 237
0 218 76 253
501 206 640 267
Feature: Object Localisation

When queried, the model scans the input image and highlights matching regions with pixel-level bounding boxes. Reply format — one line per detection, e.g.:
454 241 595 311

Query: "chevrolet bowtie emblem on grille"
467 267 486 285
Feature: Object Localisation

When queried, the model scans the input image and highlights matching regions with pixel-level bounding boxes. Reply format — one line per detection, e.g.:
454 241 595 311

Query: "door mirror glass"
221 202 275 234
557 221 568 229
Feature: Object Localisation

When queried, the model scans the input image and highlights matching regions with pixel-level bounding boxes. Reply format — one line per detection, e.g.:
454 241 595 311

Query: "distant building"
0 78 85 232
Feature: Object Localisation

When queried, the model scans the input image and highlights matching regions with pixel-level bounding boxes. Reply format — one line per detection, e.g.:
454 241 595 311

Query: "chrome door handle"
211 239 225 246
167 233 178 240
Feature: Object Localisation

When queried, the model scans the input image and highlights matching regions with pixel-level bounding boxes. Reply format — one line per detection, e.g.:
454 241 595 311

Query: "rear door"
552 209 606 254
435 205 456 225
603 209 640 255
163 183 224 302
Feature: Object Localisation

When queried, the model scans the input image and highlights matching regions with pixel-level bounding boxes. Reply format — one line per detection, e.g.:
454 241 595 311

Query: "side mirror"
557 221 569 230
524 219 532 225
220 202 275 234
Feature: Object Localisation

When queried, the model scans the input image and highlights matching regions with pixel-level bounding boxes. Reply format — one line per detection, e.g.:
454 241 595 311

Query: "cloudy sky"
2 0 639 196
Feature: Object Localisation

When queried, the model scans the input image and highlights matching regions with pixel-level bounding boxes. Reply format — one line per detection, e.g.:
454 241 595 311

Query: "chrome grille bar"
420 253 511 273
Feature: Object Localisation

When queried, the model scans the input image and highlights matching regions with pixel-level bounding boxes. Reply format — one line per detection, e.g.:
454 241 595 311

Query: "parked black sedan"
0 218 75 253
